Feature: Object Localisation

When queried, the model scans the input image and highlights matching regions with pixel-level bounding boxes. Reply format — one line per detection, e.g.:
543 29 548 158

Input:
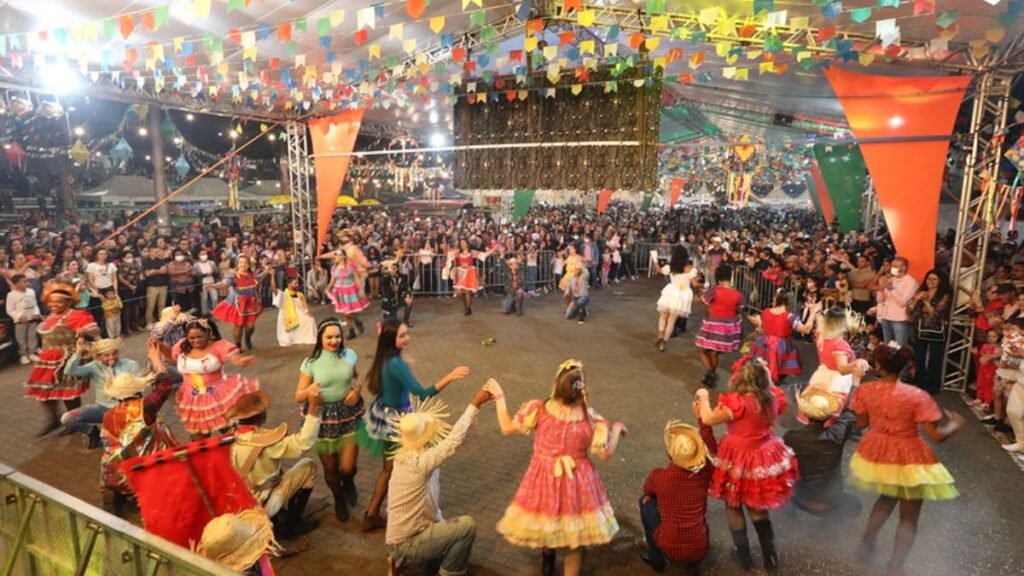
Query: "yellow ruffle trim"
849 453 958 501
496 503 619 549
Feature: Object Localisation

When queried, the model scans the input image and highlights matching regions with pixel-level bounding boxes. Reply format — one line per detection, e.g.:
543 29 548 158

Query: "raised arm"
695 388 734 426
485 379 521 435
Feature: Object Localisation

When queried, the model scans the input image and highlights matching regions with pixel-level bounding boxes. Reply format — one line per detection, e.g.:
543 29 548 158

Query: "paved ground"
1 278 1023 576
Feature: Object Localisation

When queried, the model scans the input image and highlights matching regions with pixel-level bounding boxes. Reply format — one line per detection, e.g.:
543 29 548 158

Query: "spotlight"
39 63 80 95
268 133 277 141
73 126 85 137
186 113 195 121
229 130 239 139
429 132 447 147
888 116 904 128
145 155 152 161
429 110 438 124
138 127 148 136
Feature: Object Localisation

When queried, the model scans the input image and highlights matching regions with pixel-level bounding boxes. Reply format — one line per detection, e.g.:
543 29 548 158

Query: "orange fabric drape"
809 160 835 225
597 189 613 214
309 111 364 256
824 67 969 281
669 177 684 209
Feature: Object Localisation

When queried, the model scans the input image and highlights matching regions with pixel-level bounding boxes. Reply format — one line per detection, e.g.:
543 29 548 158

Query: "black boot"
348 328 358 340
730 527 753 571
355 318 365 335
244 332 254 351
341 473 358 507
541 550 556 576
753 519 778 572
86 427 101 450
281 488 319 538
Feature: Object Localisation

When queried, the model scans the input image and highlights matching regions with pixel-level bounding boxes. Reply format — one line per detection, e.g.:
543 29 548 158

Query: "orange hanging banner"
308 110 364 256
669 177 684 209
597 189 613 214
808 160 835 225
823 67 969 281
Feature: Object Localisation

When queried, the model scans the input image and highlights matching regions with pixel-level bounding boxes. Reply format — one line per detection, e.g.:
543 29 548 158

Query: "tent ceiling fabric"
0 0 1021 128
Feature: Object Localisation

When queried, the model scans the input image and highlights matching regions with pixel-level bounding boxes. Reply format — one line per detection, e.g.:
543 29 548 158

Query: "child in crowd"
600 251 612 287
973 329 1000 412
101 288 123 339
6 273 42 365
553 249 565 282
983 319 1024 436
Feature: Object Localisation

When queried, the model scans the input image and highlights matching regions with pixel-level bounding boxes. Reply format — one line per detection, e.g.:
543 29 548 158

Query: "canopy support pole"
286 122 314 282
148 106 170 233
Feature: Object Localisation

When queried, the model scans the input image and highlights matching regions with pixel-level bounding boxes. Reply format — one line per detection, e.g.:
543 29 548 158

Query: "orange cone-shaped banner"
597 189 613 214
809 159 835 225
823 67 969 281
309 111 364 256
669 177 684 209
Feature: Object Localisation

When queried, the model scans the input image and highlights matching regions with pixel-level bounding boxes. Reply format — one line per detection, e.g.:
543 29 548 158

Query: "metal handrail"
0 463 235 576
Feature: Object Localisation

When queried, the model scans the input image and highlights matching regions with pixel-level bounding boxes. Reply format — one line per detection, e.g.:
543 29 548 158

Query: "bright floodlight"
73 126 85 136
186 113 195 121
429 110 439 124
429 132 447 147
888 115 904 128
138 127 148 136
40 63 80 94
229 130 239 139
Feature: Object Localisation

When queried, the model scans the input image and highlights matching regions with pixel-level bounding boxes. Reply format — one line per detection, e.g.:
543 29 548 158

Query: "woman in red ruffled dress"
26 283 101 435
696 356 798 573
212 255 265 351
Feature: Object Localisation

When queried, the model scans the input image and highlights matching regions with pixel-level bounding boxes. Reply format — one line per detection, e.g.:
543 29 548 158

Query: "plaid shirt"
642 424 717 562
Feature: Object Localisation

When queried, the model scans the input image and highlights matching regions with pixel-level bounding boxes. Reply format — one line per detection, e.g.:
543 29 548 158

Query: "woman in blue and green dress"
295 318 364 522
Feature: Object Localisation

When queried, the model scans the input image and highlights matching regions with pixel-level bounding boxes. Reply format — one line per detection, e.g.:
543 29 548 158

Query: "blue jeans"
565 295 591 320
387 516 476 576
526 266 538 292
639 495 666 565
881 320 912 348
60 403 109 435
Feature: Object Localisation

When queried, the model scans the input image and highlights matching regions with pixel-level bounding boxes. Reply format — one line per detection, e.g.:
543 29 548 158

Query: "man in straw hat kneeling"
638 409 718 576
100 341 176 514
62 337 140 449
385 387 494 576
783 387 861 517
225 388 322 539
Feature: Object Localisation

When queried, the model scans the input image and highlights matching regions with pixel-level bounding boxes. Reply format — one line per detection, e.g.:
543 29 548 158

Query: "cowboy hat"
387 397 452 457
663 420 708 470
195 509 278 571
90 338 123 356
224 391 270 422
104 371 156 401
797 388 843 421
41 283 80 306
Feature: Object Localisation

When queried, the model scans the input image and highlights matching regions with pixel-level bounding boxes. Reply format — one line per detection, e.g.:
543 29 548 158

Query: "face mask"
175 255 185 262
199 254 208 261
890 267 900 276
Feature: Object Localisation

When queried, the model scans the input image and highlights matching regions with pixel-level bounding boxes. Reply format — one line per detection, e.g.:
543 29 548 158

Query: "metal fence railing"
391 252 559 297
730 265 802 315
636 242 675 277
0 462 235 576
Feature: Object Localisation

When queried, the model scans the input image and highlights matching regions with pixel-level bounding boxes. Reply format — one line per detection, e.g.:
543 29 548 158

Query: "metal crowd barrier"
730 265 801 314
635 242 675 276
393 251 558 297
0 462 234 576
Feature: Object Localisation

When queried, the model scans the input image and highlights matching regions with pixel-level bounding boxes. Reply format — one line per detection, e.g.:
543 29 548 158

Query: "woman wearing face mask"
212 255 266 351
117 250 144 333
154 318 259 440
195 250 220 315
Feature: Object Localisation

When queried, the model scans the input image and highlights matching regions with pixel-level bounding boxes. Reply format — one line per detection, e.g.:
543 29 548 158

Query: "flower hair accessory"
557 359 583 376
186 317 214 333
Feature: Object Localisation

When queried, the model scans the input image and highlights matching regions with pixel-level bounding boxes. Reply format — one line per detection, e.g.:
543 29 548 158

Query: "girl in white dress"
656 246 697 352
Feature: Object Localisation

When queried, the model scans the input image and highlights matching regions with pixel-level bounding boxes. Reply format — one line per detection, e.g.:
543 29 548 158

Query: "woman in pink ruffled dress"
485 360 626 576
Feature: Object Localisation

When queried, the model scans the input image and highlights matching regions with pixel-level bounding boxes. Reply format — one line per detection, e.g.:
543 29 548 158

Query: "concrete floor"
1 278 1022 576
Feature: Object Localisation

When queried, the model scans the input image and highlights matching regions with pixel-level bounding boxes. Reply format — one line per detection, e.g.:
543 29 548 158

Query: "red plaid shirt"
642 423 717 562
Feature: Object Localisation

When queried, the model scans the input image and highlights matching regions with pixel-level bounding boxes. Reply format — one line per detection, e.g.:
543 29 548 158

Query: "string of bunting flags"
0 0 1019 116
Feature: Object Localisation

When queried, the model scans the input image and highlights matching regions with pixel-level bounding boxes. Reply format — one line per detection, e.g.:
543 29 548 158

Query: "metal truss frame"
943 69 1018 392
286 121 315 281
861 179 884 239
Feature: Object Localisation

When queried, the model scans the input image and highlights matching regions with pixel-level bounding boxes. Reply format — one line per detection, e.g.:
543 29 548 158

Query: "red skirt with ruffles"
25 348 89 401
212 295 261 327
709 435 799 510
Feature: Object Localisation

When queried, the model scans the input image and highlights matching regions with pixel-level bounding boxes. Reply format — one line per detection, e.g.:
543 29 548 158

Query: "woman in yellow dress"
559 244 585 305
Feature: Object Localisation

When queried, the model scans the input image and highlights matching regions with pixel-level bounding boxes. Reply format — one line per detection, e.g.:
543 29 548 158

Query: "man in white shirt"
5 274 41 364
385 389 492 576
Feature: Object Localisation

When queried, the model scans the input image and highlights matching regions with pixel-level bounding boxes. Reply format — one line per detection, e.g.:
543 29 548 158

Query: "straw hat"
663 420 708 470
797 387 843 421
387 397 453 457
104 371 156 401
90 338 123 356
42 282 80 306
380 258 398 269
194 509 278 571
224 391 270 422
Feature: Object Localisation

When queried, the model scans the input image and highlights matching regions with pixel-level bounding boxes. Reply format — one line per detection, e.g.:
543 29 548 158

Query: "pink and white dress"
172 339 259 434
496 399 619 549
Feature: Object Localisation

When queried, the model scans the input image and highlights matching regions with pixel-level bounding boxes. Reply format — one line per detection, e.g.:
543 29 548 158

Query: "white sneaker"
19 356 30 365
28 354 39 362
1002 443 1024 453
